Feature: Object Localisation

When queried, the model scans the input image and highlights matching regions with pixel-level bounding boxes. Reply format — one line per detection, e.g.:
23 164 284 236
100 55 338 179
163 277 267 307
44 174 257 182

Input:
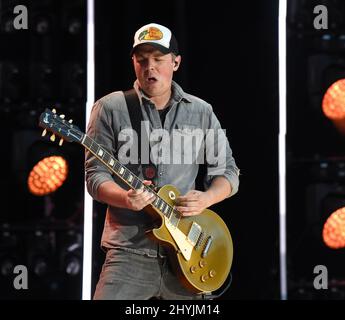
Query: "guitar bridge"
202 236 213 258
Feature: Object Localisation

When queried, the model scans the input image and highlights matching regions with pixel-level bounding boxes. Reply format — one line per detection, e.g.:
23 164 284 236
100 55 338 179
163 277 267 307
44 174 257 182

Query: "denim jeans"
93 248 204 300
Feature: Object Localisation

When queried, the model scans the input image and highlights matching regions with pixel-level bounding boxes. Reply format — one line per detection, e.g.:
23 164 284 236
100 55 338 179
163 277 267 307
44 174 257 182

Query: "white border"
278 0 288 300
82 0 95 300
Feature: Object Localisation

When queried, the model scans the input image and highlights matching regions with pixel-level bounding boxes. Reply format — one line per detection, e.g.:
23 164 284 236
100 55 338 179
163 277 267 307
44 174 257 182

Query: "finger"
181 190 199 197
128 188 144 197
143 180 153 185
176 199 199 207
177 199 199 206
138 194 155 207
181 211 199 216
177 195 199 201
177 195 189 200
177 207 198 216
147 194 156 204
175 206 199 213
141 191 155 202
135 189 153 201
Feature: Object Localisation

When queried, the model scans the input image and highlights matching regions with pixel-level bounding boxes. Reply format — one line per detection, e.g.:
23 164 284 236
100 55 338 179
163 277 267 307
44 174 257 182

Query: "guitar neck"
82 134 145 191
82 134 179 220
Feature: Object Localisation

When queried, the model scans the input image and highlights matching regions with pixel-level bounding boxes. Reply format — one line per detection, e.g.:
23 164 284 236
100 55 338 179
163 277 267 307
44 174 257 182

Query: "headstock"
39 108 84 145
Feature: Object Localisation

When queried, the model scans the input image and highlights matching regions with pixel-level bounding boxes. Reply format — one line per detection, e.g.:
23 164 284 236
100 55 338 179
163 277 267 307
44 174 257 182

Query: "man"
85 22 240 300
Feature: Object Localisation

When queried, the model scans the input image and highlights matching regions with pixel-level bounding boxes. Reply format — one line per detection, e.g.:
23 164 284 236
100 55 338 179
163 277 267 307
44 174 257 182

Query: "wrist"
123 191 131 210
203 190 215 207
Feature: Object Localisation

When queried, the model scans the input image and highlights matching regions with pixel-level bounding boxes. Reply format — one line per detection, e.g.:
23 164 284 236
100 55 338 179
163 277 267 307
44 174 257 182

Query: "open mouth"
147 77 157 83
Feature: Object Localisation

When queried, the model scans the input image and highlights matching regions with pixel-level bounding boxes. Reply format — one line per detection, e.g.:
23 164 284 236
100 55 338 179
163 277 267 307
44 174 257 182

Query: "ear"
173 55 181 71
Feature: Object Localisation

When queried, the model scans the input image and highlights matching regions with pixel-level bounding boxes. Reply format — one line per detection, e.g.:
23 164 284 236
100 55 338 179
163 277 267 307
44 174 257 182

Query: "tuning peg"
59 114 65 119
68 119 73 124
52 108 56 114
41 129 47 137
50 134 56 142
59 138 64 146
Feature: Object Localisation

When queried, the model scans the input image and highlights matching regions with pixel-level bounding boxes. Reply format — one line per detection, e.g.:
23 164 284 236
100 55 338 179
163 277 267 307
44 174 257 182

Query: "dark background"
286 0 345 299
5 0 345 300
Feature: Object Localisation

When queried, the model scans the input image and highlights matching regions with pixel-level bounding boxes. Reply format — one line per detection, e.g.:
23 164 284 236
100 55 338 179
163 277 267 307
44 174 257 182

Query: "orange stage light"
322 79 345 135
322 79 345 120
27 156 68 196
322 207 345 249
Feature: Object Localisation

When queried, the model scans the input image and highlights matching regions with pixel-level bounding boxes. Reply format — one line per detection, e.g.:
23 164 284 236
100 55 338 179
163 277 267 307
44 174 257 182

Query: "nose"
146 59 156 70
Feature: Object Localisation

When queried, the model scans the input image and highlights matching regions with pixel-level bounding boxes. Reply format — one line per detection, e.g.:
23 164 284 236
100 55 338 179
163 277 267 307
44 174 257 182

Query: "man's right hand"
126 180 156 211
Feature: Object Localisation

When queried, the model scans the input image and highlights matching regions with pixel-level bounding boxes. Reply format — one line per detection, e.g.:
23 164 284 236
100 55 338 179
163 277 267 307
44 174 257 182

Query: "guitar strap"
123 89 157 183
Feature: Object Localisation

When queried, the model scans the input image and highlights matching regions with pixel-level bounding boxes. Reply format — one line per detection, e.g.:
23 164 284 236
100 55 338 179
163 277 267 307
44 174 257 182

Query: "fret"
155 198 162 210
114 161 121 172
122 169 129 180
166 206 173 219
163 205 170 215
135 181 143 190
103 152 111 164
155 199 172 218
132 177 140 189
160 201 165 212
83 135 93 149
158 199 164 211
90 141 99 154
97 148 105 158
169 209 180 227
127 173 133 183
153 197 160 207
108 157 115 167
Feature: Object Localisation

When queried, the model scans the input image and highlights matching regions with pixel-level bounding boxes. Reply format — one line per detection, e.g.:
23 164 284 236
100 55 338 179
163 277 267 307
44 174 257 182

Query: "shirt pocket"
172 123 204 164
174 123 199 134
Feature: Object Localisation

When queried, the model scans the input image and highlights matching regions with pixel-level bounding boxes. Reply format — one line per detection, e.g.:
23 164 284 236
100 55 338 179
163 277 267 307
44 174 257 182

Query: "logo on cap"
138 27 163 41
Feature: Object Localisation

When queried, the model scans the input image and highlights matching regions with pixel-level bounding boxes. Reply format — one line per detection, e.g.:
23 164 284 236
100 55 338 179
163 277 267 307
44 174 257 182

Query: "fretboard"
82 134 181 224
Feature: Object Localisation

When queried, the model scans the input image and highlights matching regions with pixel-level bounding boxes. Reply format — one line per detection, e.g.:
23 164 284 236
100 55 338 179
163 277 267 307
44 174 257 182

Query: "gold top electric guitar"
38 108 234 293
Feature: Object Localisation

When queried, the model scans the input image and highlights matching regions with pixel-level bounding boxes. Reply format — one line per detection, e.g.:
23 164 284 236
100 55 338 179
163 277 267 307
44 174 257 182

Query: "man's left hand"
175 190 212 216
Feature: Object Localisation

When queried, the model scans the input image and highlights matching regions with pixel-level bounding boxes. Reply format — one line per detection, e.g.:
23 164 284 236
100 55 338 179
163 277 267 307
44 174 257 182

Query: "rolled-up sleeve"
203 107 240 197
85 100 116 202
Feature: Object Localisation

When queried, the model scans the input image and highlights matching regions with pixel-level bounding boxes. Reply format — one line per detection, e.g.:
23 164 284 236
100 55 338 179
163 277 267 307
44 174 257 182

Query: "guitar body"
146 185 233 293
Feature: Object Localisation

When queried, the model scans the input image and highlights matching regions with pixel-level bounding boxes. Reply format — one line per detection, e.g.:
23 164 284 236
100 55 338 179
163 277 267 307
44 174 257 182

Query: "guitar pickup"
202 236 213 258
187 222 202 246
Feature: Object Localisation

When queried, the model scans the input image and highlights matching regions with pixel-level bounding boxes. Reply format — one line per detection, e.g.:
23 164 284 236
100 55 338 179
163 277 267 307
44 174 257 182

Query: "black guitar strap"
123 89 157 183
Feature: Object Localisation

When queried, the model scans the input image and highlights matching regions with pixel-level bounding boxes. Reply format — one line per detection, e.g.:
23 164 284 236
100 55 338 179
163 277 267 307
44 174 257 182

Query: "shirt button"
159 172 163 176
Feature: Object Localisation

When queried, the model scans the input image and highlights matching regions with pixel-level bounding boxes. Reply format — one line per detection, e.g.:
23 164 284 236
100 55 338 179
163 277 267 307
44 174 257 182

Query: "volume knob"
201 274 209 282
209 269 216 278
199 260 206 268
190 266 197 274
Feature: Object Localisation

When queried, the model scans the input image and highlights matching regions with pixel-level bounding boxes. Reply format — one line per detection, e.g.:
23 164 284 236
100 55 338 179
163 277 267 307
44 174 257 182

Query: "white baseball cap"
131 23 179 56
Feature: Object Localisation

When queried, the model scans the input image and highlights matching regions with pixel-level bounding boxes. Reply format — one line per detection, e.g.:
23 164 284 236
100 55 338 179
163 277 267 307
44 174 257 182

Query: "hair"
171 53 178 62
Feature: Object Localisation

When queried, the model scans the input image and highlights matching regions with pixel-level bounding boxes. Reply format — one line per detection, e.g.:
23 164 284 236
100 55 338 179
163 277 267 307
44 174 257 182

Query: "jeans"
93 248 204 300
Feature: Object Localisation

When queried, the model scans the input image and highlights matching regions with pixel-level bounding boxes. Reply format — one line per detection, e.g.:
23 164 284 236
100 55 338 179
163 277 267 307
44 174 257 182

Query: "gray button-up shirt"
85 80 239 257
